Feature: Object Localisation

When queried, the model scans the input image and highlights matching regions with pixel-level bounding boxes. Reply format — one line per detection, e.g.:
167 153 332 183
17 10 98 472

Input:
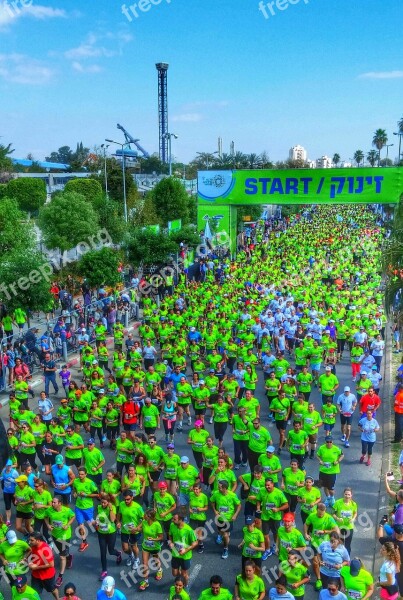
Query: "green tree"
131 194 161 228
372 128 388 166
246 153 262 168
45 145 74 164
125 229 177 267
169 225 200 248
367 149 378 167
151 177 190 226
64 178 103 204
0 198 34 253
383 199 403 321
38 191 100 251
236 205 263 226
332 153 341 167
77 247 122 288
138 154 168 175
92 196 127 243
95 157 136 204
0 142 14 172
354 150 364 167
0 247 53 312
6 177 47 213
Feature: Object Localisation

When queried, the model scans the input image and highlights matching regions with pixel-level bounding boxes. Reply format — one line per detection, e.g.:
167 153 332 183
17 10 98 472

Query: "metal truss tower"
156 62 169 164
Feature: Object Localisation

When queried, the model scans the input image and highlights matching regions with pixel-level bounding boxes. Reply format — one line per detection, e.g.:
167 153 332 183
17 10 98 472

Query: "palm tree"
367 149 378 167
215 153 232 169
232 151 248 169
372 128 388 166
246 153 262 169
332 153 341 168
260 151 273 169
353 150 364 167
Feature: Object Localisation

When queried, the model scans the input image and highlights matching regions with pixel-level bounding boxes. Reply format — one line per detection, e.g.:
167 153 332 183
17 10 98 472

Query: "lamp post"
393 132 403 164
386 143 394 161
100 143 109 197
196 151 219 170
163 132 178 176
105 138 127 223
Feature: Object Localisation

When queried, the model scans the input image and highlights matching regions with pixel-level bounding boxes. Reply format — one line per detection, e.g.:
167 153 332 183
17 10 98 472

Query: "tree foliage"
76 247 122 288
0 198 34 253
38 191 100 251
131 194 161 228
169 225 200 248
383 200 403 320
236 205 263 226
124 229 178 267
92 196 127 244
6 177 46 213
45 142 89 170
95 157 137 204
64 178 103 204
0 142 14 173
151 177 190 227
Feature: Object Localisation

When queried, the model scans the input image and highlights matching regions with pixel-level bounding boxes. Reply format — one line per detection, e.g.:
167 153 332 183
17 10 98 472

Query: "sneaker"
177 426 183 432
328 496 335 506
315 580 323 590
209 417 213 424
139 580 149 591
359 455 365 463
234 463 240 470
56 575 63 588
271 544 277 554
66 554 73 569
198 545 204 554
6 521 10 527
188 417 192 425
102 434 107 442
99 571 107 581
116 551 122 565
344 441 350 448
262 549 273 560
366 459 371 466
155 569 163 581
133 557 140 568
79 541 89 552
221 548 229 559
215 534 223 545
126 555 133 567
41 466 46 472
352 377 356 382
340 435 346 442
241 462 248 467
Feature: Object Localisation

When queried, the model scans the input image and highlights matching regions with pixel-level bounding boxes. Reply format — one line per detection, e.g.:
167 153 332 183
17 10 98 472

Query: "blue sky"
0 0 402 164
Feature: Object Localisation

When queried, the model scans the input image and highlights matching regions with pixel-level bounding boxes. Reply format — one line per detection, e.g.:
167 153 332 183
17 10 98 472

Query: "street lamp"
105 138 127 223
100 143 109 197
386 143 394 161
196 151 219 170
393 133 403 164
163 133 178 176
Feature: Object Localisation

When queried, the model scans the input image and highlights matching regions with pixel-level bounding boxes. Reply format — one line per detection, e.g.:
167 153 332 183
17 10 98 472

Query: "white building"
316 155 333 168
289 145 307 162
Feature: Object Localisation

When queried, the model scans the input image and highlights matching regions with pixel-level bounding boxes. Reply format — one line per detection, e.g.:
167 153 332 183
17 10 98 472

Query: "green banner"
198 167 403 205
168 219 182 233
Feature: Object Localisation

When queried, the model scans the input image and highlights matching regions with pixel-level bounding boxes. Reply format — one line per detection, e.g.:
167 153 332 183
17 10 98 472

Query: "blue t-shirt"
269 589 295 600
358 417 379 442
318 541 350 577
97 589 127 600
319 591 347 600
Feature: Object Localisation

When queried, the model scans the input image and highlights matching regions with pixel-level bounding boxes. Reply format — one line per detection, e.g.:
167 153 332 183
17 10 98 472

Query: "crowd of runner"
0 205 397 600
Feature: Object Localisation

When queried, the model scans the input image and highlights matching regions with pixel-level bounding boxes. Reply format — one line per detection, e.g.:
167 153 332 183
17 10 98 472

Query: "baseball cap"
15 475 28 483
305 475 314 482
167 443 175 449
195 419 203 427
55 455 64 465
199 380 205 385
266 445 275 453
15 574 27 588
209 368 215 373
361 371 367 375
6 530 17 544
325 366 331 371
6 459 13 466
372 365 378 370
344 386 350 392
394 524 403 534
102 576 115 592
190 327 196 331
87 438 95 445
158 481 167 490
180 456 189 463
245 515 255 525
283 512 295 522
92 359 98 364
325 435 333 442
349 559 361 576
61 398 68 403
98 389 105 394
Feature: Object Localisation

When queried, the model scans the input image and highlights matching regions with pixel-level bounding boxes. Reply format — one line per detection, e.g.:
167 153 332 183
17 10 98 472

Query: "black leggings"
192 451 203 470
90 426 103 444
214 421 228 442
34 517 51 543
284 493 298 513
361 440 375 456
97 531 120 571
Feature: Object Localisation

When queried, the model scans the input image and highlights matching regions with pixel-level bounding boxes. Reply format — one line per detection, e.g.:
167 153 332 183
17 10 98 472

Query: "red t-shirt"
30 541 56 580
359 392 381 413
121 400 140 424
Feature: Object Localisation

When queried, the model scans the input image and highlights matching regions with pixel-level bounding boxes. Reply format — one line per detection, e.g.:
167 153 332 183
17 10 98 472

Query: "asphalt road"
0 343 386 600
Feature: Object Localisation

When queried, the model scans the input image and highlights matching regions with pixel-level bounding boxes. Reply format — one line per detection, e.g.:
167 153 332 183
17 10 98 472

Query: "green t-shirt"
19 431 36 454
46 505 75 540
101 478 121 497
82 447 104 475
188 428 209 452
64 433 84 460
96 503 117 534
305 511 337 549
241 473 266 504
266 378 281 398
199 588 233 600
241 526 265 559
12 585 41 600
142 519 163 552
322 403 338 424
32 489 52 519
202 445 219 469
14 484 34 513
210 468 237 492
236 574 265 600
73 477 98 509
287 430 309 455
282 467 305 495
303 410 322 435
283 562 309 597
277 526 306 561
339 565 373 600
163 453 181 480
177 464 199 494
257 487 287 520
271 397 291 421
258 454 282 483
0 539 30 576
169 521 197 560
297 372 313 392
317 444 343 474
210 489 240 521
170 586 191 600
238 397 260 420
292 400 309 421
189 490 208 521
141 404 159 428
248 423 271 453
211 402 231 423
154 491 176 522
118 500 144 533
232 414 250 441
297 485 321 514
143 445 165 472
332 498 358 529
319 373 339 395
116 438 134 464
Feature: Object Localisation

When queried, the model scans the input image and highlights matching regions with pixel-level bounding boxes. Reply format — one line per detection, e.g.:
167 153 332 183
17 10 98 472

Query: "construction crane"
116 123 150 159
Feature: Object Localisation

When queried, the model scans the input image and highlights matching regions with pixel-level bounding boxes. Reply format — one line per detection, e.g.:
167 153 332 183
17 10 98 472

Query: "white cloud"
0 4 66 28
64 30 133 61
359 70 403 80
172 113 204 123
72 61 102 74
0 53 54 84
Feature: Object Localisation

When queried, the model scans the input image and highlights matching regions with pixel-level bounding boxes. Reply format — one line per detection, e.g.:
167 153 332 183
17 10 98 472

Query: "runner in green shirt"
280 551 310 598
199 576 233 600
340 562 374 600
317 436 344 507
296 367 313 401
281 459 305 513
154 481 176 541
256 478 288 559
14 475 34 533
303 503 338 551
73 467 99 552
318 368 339 404
297 476 322 523
210 481 241 559
138 508 164 591
117 490 144 569
44 496 75 582
238 517 265 565
258 445 282 483
302 403 323 459
0 532 30 580
332 488 358 553
189 483 209 553
286 422 309 469
276 512 307 562
82 440 105 488
322 398 338 435
168 513 198 587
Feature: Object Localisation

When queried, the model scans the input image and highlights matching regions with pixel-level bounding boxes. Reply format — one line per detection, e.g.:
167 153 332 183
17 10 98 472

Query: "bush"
64 178 103 203
6 177 46 213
